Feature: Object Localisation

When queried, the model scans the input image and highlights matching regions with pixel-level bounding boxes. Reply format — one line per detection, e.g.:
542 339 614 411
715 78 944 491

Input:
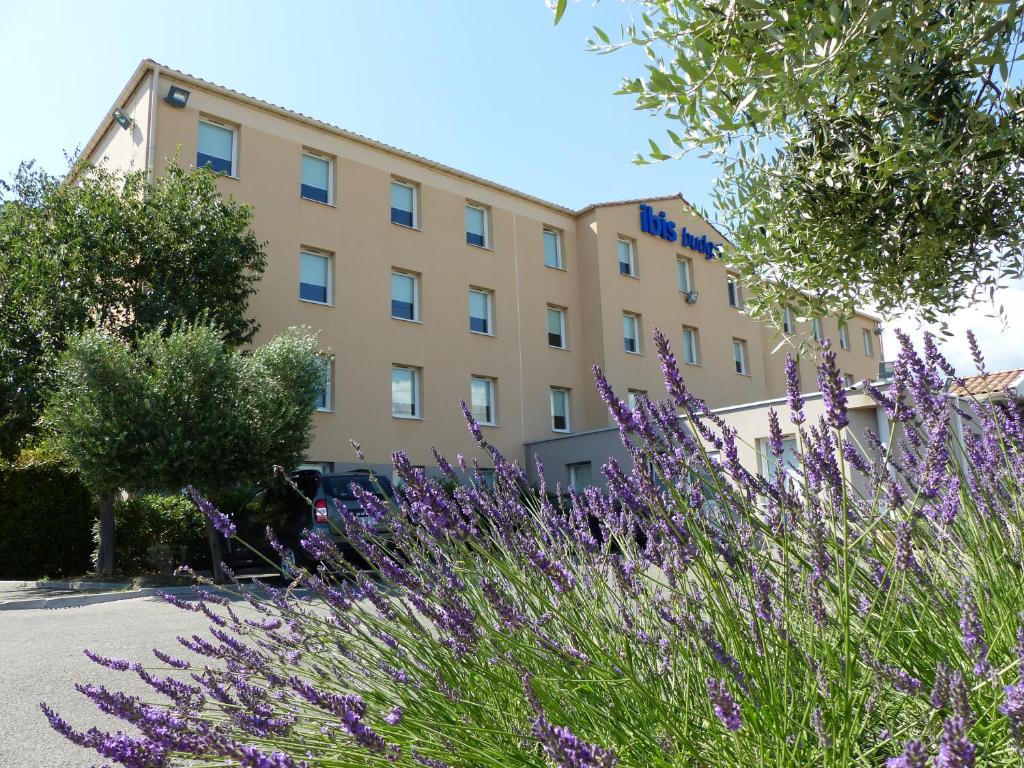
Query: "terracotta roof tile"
949 369 1024 397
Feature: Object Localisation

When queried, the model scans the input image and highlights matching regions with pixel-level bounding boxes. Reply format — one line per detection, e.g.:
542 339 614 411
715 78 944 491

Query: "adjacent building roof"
949 369 1024 398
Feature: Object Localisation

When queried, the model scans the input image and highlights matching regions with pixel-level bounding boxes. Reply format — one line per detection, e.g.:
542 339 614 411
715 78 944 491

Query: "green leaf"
553 0 568 25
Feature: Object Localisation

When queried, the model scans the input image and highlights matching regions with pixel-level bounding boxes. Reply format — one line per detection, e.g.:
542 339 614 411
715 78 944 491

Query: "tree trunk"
206 517 224 584
96 492 116 577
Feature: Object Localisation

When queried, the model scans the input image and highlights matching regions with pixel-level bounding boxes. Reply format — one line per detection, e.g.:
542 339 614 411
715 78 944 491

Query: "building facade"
82 60 883 479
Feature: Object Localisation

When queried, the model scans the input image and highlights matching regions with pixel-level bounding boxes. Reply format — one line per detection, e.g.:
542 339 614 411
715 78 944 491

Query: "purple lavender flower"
959 583 990 676
532 716 618 767
886 740 928 768
706 678 741 731
816 340 849 429
894 521 915 572
785 354 805 425
936 716 974 768
384 706 404 725
187 486 236 538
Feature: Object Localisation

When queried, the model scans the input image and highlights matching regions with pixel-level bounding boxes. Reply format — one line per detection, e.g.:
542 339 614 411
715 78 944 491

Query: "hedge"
0 452 95 579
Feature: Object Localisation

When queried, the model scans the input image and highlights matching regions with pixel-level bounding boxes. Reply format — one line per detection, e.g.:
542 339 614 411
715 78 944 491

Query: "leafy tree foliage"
43 323 326 576
562 0 1024 325
0 161 266 460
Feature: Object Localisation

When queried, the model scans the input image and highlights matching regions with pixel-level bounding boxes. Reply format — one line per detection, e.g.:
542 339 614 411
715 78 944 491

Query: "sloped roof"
949 369 1024 397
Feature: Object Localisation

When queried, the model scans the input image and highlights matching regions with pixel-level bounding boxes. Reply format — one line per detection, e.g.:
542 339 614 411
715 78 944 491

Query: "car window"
323 475 394 500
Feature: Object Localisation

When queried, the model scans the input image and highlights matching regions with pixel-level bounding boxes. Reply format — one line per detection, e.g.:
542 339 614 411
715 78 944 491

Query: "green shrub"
0 451 94 579
104 493 209 576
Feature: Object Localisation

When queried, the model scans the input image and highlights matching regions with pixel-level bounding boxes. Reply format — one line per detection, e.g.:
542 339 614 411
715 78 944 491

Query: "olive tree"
43 323 326 577
556 0 1024 326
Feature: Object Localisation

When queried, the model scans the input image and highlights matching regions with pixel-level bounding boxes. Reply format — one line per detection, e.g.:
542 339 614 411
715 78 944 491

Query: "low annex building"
82 60 884 487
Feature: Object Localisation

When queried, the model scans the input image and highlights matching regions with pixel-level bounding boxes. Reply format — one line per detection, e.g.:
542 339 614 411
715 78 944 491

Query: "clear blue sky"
0 0 716 215
2 0 1020 373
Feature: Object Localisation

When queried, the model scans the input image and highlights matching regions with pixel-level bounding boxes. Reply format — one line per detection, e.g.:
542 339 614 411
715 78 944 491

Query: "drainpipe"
146 65 159 185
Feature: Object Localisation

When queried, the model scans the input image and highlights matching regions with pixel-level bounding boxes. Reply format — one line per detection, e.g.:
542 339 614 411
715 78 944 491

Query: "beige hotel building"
81 61 884 488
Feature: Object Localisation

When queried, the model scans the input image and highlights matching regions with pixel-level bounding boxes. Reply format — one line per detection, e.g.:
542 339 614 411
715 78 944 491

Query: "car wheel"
280 545 300 577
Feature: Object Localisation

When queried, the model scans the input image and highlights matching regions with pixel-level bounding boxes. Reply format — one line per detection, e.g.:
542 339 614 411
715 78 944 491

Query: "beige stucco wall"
90 71 153 175
85 63 885 472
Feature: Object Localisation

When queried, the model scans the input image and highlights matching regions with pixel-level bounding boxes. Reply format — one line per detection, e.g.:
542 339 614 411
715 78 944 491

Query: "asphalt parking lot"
0 596 220 767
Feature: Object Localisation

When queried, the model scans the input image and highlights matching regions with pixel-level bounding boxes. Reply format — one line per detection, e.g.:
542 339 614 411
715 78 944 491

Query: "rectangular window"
839 321 851 350
782 307 794 334
391 270 418 321
315 356 332 412
391 180 417 227
761 437 799 483
197 119 235 176
470 376 496 426
468 288 493 335
623 312 640 354
727 275 742 308
627 389 646 409
843 373 856 388
300 152 331 204
812 318 825 343
391 366 420 418
299 250 331 304
550 387 570 432
543 228 564 269
732 338 748 375
568 461 592 491
862 328 874 357
677 256 693 293
546 306 566 348
682 326 700 365
466 204 489 247
617 237 636 277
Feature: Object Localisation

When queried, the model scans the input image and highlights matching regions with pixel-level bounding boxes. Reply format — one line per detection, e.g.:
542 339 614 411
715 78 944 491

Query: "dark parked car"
222 469 395 573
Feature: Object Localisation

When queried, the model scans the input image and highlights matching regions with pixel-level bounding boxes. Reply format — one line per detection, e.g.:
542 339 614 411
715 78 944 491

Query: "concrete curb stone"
0 584 310 610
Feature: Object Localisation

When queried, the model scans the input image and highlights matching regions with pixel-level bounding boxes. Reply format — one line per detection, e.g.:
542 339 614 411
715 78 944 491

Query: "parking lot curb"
0 590 140 611
0 583 313 611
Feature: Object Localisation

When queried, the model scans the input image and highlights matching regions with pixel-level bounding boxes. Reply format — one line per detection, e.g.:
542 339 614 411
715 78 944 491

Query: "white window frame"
299 249 332 306
843 373 856 388
315 356 333 412
839 322 851 350
782 307 794 334
390 269 420 322
862 328 874 357
550 387 571 433
543 227 564 269
623 312 641 354
732 338 749 375
682 326 700 366
627 389 646 409
727 275 742 308
391 365 421 419
546 305 567 349
760 436 800 484
300 150 334 205
465 203 490 248
391 179 418 228
812 318 825 343
617 237 637 277
567 461 592 491
470 376 497 426
197 118 238 177
468 288 494 336
677 256 693 293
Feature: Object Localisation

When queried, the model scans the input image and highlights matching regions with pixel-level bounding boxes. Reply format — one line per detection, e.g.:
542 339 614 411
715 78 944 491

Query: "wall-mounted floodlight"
165 85 190 108
112 108 133 130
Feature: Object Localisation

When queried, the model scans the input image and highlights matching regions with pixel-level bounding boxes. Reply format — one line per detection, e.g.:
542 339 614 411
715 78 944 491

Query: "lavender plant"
42 331 1024 767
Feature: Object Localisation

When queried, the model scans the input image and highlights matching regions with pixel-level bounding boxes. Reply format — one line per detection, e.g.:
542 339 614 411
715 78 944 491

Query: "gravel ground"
0 596 227 767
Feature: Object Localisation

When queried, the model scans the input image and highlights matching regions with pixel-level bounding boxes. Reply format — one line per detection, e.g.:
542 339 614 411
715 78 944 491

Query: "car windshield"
322 475 394 501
